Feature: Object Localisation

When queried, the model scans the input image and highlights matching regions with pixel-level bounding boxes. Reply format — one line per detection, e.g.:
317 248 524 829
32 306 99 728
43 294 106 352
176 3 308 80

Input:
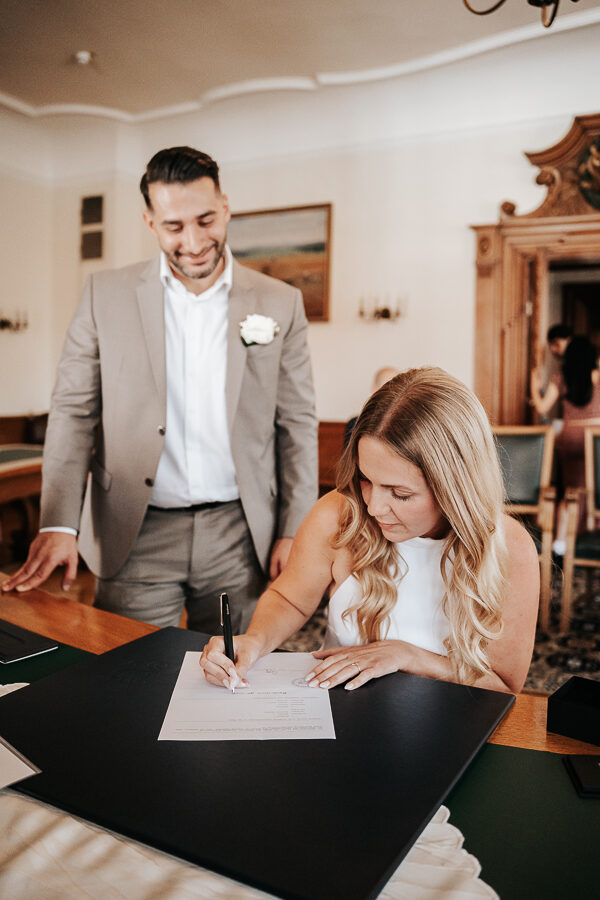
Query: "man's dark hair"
140 147 221 208
547 323 573 343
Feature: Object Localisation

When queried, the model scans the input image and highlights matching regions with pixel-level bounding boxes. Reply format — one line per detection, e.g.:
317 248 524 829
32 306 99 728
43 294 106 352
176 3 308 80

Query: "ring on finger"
351 661 361 674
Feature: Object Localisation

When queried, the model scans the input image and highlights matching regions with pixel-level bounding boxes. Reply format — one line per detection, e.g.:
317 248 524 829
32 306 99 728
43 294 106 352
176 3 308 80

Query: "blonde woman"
201 368 539 694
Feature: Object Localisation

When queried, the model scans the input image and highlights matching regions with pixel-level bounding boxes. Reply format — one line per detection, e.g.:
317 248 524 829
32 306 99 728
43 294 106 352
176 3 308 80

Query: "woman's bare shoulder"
288 491 349 577
317 489 346 516
503 513 538 565
300 490 346 538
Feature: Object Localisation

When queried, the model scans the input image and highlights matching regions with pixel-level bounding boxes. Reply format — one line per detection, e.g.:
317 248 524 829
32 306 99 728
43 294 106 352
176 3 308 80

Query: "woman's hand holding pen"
199 634 263 690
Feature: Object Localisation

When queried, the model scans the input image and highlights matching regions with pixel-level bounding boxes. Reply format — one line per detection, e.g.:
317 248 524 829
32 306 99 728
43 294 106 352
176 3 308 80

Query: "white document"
0 736 39 789
158 651 336 741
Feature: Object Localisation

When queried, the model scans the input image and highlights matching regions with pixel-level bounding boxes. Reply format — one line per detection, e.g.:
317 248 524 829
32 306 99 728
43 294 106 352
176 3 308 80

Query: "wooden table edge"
0 574 597 755
0 576 156 655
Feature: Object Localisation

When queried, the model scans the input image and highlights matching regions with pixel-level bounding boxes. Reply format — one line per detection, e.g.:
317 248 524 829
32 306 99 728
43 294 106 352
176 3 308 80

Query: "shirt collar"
160 245 233 300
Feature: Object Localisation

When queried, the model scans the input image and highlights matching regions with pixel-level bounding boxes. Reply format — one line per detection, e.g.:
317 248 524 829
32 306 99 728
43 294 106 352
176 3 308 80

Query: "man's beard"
168 240 225 281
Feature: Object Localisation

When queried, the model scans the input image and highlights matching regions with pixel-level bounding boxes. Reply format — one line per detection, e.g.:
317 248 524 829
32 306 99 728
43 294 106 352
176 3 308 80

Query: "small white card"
159 651 336 741
0 736 39 789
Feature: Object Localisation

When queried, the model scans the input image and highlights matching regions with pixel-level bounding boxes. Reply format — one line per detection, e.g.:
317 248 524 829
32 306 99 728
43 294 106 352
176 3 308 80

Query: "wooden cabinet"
473 114 600 424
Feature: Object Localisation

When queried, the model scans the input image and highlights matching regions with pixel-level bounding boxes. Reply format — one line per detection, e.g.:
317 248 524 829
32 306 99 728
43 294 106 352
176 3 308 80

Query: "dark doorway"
562 281 600 356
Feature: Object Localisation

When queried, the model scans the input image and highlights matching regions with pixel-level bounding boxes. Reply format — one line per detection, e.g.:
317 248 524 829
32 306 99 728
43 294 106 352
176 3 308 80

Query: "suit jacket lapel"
136 257 166 410
226 261 252 434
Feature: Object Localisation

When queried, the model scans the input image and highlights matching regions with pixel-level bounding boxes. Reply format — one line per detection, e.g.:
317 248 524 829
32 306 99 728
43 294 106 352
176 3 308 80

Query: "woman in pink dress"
531 335 600 550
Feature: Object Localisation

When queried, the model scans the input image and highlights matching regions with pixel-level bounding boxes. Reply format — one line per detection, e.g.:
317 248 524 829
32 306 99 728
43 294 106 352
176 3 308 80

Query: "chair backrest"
493 425 554 512
584 426 600 530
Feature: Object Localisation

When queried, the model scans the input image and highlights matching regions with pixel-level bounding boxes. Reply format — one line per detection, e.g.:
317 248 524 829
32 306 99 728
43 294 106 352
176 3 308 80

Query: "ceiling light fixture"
463 0 580 28
73 50 94 66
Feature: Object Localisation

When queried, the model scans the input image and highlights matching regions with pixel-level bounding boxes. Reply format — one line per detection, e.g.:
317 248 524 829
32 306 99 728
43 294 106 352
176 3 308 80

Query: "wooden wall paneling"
501 241 535 424
473 226 503 423
531 249 549 375
0 414 48 445
0 416 28 444
318 421 346 492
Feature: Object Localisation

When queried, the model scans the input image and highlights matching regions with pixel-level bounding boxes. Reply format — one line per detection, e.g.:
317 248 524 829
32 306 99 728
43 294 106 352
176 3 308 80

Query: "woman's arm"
199 491 343 688
530 368 559 416
307 515 539 694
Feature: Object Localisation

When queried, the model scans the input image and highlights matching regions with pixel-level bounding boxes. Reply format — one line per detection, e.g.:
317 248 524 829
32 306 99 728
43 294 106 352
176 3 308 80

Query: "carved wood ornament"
503 113 600 219
473 115 600 425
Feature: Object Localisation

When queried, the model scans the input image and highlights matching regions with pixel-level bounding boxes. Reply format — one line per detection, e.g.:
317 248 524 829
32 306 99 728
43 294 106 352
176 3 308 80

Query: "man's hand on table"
1 532 79 593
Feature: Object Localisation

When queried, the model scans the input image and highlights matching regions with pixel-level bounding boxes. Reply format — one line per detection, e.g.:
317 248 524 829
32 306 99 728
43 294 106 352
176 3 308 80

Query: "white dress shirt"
150 248 239 507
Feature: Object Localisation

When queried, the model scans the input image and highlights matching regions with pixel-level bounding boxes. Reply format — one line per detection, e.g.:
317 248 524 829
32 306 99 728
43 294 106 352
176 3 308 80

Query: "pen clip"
219 592 228 627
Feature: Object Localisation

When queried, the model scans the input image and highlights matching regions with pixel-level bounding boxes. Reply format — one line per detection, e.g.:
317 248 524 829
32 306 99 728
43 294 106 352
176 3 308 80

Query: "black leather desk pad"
0 640 89 682
0 627 513 900
0 618 58 663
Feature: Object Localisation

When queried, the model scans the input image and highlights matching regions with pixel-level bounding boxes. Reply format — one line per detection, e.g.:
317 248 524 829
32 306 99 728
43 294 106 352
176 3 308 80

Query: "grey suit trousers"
94 500 265 634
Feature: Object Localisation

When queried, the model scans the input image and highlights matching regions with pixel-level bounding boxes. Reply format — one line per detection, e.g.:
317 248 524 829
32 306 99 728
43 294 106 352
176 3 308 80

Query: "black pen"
219 592 237 692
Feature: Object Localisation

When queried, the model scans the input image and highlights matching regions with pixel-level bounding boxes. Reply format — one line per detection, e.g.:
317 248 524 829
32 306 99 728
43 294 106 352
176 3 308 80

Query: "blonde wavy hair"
334 366 507 684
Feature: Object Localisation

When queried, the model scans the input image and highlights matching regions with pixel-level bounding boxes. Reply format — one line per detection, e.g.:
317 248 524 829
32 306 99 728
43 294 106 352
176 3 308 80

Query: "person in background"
531 335 600 553
344 366 400 448
2 147 318 633
532 324 573 424
546 323 573 360
201 367 539 695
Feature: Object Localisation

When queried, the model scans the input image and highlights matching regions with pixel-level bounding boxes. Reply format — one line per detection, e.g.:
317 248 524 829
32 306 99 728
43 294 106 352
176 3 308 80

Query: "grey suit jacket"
40 256 318 578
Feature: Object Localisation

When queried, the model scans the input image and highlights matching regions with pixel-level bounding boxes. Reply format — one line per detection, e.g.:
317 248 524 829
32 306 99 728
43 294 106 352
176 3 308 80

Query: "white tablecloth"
0 792 497 899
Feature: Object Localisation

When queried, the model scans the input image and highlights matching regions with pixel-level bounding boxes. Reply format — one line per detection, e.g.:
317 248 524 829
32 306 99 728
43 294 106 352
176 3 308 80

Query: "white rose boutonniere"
240 314 280 346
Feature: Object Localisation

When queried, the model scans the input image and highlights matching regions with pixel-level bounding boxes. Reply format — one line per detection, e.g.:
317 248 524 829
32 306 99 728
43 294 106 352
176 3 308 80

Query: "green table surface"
446 743 598 899
0 448 43 464
3 646 598 899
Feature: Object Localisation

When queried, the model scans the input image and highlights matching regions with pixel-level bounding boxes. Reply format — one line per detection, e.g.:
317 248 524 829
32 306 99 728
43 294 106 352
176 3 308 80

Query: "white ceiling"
1 0 600 120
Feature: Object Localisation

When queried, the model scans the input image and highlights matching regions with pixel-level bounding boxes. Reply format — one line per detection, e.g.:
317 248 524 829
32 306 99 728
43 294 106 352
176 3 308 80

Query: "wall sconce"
0 312 29 333
358 296 406 322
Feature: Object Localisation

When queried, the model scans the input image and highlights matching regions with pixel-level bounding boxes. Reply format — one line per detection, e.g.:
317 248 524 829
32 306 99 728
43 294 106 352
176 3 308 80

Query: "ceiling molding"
1 8 598 124
0 90 135 122
201 77 317 105
317 8 600 85
0 91 39 117
129 101 204 123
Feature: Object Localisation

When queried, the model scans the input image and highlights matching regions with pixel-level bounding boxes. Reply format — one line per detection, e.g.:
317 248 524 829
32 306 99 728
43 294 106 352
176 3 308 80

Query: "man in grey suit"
3 147 318 632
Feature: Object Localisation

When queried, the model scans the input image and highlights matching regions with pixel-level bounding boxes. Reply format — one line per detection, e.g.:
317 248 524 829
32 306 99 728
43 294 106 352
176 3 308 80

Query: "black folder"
0 618 58 663
0 627 513 900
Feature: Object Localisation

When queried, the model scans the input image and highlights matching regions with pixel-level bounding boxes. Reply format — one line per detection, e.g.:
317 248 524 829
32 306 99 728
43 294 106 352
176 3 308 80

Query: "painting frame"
228 202 331 322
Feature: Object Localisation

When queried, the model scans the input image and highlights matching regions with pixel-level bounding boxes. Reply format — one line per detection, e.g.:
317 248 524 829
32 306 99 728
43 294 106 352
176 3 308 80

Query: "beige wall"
1 22 598 418
0 167 53 413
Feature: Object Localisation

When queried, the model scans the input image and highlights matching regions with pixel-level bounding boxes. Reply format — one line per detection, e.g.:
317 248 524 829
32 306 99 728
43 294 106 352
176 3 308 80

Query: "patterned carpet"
525 564 600 695
280 566 600 696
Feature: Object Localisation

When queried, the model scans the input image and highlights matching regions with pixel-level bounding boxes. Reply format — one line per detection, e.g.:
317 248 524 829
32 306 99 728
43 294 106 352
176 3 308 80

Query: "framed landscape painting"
228 203 331 321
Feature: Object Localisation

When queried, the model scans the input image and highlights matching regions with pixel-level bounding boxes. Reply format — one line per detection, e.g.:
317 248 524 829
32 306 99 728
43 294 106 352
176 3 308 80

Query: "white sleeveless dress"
323 536 450 656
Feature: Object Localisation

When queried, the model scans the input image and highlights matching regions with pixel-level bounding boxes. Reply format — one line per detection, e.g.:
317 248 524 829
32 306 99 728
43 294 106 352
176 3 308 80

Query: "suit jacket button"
145 477 154 487
157 425 166 435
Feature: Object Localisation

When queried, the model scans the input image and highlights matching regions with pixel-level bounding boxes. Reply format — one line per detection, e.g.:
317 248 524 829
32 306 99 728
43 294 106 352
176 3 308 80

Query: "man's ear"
143 208 156 235
221 194 231 224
